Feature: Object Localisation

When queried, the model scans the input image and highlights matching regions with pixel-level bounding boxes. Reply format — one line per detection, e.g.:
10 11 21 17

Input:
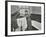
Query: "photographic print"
5 1 45 36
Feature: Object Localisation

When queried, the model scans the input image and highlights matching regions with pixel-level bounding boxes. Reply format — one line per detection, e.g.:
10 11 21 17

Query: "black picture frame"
5 1 45 36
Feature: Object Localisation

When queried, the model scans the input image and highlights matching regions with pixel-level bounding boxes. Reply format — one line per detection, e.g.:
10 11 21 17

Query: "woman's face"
25 9 29 15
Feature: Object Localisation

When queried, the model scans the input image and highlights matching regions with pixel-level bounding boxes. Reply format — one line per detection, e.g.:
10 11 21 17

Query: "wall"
11 5 41 15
